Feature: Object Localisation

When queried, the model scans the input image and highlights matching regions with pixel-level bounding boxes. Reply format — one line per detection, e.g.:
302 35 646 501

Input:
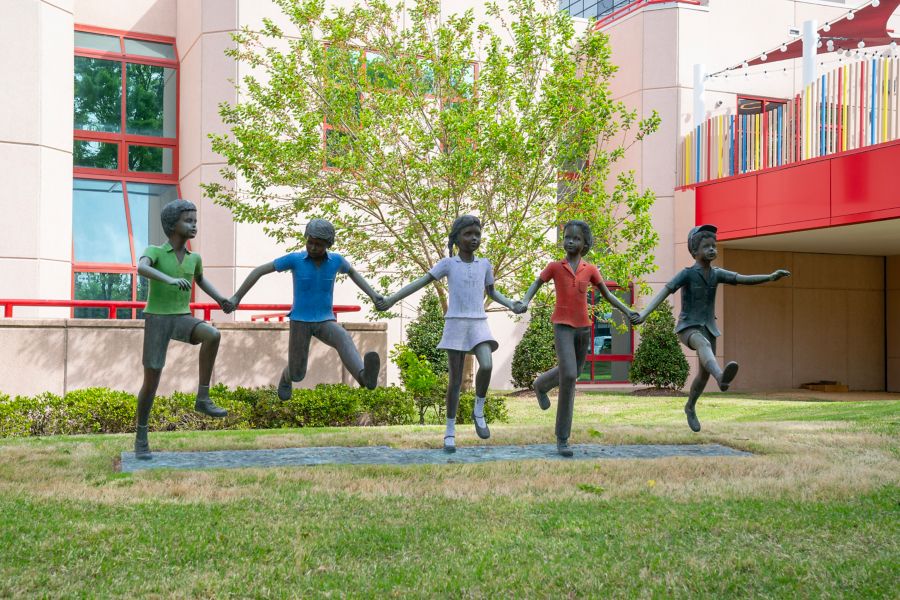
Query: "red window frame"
577 284 635 385
73 25 181 318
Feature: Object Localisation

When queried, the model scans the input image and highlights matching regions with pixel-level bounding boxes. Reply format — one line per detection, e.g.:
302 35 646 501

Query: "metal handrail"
0 299 361 321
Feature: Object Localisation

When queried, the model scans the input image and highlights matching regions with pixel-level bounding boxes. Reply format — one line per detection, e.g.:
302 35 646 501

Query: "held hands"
168 277 192 291
373 294 393 312
511 300 528 314
627 309 642 325
219 297 236 314
770 269 791 281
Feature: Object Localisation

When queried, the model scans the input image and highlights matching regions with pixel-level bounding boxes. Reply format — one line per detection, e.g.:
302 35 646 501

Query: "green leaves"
205 0 661 301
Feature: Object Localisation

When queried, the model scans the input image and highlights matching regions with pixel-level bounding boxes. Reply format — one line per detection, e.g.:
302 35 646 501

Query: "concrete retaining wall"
0 319 387 397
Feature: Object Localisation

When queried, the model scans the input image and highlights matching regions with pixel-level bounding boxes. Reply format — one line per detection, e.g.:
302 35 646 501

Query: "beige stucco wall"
0 319 387 397
722 249 885 391
0 0 74 318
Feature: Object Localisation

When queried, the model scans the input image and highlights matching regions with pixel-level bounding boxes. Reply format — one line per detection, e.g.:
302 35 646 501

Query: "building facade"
2 0 898 391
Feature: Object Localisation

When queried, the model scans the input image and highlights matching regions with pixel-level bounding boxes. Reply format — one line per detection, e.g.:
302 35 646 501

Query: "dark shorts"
677 325 717 354
142 313 204 370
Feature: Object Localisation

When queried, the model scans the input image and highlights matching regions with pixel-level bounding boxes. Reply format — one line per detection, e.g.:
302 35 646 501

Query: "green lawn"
1 392 898 598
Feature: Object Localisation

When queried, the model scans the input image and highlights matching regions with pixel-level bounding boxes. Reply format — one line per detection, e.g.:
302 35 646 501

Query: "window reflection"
72 179 131 264
128 145 174 173
75 31 120 53
74 272 133 319
74 140 118 170
74 57 121 133
127 182 176 255
123 38 176 61
126 63 177 138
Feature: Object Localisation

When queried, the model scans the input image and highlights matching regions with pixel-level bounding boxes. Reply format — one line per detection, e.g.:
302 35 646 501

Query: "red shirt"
539 259 602 328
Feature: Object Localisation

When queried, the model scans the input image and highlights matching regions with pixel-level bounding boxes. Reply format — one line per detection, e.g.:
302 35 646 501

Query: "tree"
629 300 689 391
204 0 660 311
404 291 447 375
510 293 556 389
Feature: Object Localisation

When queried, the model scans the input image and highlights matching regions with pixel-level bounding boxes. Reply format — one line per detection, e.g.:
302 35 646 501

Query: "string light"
858 40 866 48
872 0 880 7
760 53 768 61
823 23 831 32
846 11 855 20
780 44 788 52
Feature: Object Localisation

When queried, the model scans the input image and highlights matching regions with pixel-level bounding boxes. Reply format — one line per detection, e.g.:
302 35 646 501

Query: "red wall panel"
757 160 830 227
696 175 757 235
831 143 900 218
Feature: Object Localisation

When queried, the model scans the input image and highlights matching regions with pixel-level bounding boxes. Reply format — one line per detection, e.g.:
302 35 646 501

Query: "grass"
0 392 898 598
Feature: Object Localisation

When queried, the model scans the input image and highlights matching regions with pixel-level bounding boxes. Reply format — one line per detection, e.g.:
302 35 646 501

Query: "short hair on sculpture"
160 199 198 236
447 214 482 255
304 218 336 247
562 220 593 256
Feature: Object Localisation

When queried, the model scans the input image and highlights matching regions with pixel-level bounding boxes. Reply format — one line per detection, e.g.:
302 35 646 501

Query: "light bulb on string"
823 23 831 32
847 11 855 20
817 40 823 48
858 40 866 49
780 44 787 52
761 53 768 61
872 0 880 7
742 61 749 69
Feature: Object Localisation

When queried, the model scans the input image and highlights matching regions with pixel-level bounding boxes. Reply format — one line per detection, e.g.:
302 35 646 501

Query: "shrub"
0 384 418 438
0 393 31 438
511 300 557 389
391 344 445 424
629 299 689 391
358 386 417 426
455 392 509 425
405 291 447 375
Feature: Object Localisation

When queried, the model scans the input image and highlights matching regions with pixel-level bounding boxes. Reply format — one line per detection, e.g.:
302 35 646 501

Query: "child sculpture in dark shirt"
634 224 790 432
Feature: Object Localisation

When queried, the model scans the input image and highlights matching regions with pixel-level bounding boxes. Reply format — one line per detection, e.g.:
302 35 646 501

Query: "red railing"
0 300 361 321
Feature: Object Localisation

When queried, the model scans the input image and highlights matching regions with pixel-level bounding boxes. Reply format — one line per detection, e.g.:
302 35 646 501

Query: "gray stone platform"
119 443 750 472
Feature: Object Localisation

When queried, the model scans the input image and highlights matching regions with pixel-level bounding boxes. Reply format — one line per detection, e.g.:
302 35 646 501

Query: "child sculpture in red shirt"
517 220 640 456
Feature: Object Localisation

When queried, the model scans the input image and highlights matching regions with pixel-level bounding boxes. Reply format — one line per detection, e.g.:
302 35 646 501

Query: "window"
73 26 179 318
578 285 635 383
737 96 785 116
560 0 639 20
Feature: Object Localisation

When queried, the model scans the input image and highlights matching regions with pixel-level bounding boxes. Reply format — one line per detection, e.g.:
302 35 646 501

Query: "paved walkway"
120 443 750 472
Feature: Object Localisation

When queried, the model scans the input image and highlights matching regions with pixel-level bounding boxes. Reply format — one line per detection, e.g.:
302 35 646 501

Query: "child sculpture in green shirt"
134 199 234 459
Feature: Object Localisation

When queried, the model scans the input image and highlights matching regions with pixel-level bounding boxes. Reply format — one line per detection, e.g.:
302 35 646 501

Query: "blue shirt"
665 265 738 337
273 251 351 322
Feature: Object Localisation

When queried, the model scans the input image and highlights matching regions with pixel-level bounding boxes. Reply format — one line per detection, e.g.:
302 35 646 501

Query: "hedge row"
0 384 508 438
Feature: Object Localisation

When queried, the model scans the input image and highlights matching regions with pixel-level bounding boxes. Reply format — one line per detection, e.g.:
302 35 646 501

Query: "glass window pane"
72 178 132 264
365 51 396 90
74 57 122 133
74 272 133 319
126 63 177 137
73 140 118 170
419 59 435 95
127 182 177 254
75 31 120 53
127 145 174 173
136 275 149 319
123 38 175 61
325 129 353 168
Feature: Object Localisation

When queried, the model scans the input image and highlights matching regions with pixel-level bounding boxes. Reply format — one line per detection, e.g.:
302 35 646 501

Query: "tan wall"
723 249 885 391
0 319 387 397
887 256 900 392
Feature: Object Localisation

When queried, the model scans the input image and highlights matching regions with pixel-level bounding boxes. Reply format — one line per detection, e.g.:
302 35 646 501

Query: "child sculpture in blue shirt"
229 219 383 397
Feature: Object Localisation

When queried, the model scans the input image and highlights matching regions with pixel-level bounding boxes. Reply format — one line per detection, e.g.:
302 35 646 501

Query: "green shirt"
141 242 203 315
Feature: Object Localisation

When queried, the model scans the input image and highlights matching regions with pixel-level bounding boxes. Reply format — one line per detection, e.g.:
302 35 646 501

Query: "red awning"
738 0 900 69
